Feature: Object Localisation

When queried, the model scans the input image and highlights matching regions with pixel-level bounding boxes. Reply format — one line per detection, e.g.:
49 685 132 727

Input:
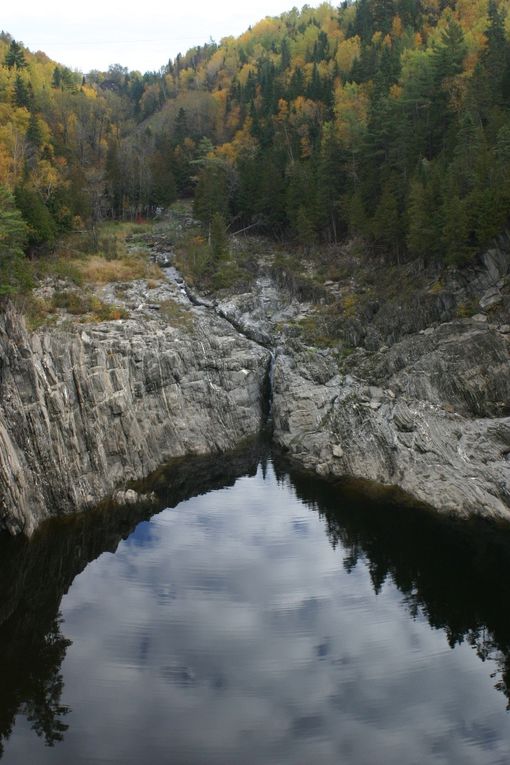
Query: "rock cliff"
272 320 510 520
0 305 269 535
203 237 510 522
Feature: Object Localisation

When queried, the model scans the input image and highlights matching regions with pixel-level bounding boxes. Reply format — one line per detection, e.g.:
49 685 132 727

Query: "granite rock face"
272 320 510 521
0 307 269 535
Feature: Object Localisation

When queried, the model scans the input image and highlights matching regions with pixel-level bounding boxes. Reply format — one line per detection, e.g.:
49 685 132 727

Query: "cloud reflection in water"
3 461 510 765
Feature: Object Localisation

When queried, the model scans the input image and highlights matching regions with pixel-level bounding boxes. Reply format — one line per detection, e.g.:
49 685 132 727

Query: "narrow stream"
1 446 510 764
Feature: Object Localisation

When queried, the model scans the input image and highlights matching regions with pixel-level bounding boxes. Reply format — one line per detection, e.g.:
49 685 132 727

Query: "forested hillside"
2 0 510 293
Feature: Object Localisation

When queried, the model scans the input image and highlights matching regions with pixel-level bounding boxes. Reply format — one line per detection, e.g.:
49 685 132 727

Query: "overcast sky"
3 0 324 74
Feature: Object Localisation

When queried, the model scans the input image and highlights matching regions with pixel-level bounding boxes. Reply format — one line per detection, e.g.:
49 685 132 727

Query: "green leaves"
0 186 31 295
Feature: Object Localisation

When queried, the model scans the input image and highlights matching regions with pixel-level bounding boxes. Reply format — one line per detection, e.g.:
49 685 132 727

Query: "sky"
3 0 324 74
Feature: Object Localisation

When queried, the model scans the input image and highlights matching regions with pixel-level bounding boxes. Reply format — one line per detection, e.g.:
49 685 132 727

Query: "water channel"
1 444 510 764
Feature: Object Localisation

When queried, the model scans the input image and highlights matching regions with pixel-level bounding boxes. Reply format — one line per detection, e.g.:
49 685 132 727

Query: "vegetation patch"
74 253 161 284
159 299 195 330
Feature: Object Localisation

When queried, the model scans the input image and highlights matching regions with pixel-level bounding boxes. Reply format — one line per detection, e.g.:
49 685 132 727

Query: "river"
1 445 510 764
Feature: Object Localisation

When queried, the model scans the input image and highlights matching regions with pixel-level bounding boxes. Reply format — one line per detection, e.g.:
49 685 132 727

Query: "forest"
2 0 510 294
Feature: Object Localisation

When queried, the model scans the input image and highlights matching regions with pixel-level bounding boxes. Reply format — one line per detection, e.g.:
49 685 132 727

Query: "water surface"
1 449 510 764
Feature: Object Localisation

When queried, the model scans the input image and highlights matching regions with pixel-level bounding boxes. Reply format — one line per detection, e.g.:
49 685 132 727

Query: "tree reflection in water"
279 460 510 710
0 613 70 756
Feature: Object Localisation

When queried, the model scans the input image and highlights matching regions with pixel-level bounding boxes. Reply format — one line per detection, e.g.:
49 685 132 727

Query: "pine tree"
193 161 230 225
26 112 43 148
173 108 188 144
316 124 346 242
280 38 291 71
296 205 316 253
13 75 31 108
407 176 441 259
4 40 26 70
372 0 396 35
210 212 229 261
14 186 57 250
441 191 472 265
482 0 509 105
371 181 402 257
0 186 30 294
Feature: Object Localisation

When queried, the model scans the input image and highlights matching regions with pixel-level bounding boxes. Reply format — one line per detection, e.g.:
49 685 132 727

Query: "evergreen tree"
482 0 510 106
13 75 31 108
150 144 177 207
51 66 62 89
407 175 441 259
286 161 316 237
4 39 26 70
14 187 57 250
26 112 43 149
280 38 291 71
0 186 30 294
296 205 316 252
372 0 396 35
316 124 346 242
174 108 188 144
193 161 230 225
441 185 472 265
210 212 229 261
371 180 402 257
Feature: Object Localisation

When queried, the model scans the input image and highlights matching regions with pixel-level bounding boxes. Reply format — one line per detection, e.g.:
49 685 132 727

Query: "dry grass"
22 290 128 328
75 253 162 284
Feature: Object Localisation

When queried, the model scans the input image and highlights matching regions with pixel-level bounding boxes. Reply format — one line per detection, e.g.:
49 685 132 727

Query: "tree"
150 145 177 207
406 174 441 259
13 75 31 108
286 160 316 238
14 186 57 251
4 40 26 70
193 160 230 225
441 191 472 265
371 180 402 258
210 212 229 261
0 186 30 294
316 124 346 241
26 112 44 149
296 205 316 253
482 0 510 106
174 107 188 144
426 19 468 155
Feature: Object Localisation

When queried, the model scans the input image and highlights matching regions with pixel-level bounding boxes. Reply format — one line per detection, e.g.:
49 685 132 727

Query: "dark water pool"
1 447 510 764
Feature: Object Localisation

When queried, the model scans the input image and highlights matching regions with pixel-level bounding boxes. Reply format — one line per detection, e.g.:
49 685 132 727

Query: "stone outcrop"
272 320 510 521
0 306 269 535
206 236 510 522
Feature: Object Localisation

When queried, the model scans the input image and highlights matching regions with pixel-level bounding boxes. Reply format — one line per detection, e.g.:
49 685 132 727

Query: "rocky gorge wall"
271 321 510 521
0 305 269 536
211 238 510 523
2 229 510 536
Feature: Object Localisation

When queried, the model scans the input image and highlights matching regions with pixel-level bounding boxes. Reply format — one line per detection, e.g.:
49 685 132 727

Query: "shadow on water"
1 441 510 755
